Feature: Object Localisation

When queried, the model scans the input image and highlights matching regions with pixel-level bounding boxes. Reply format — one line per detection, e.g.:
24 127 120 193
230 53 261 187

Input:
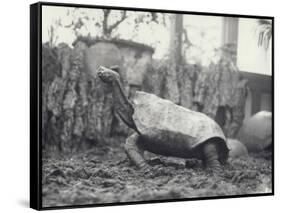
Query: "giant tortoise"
97 65 231 174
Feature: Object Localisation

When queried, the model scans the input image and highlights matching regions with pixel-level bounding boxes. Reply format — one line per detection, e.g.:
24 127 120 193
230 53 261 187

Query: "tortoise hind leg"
202 142 223 174
124 133 149 170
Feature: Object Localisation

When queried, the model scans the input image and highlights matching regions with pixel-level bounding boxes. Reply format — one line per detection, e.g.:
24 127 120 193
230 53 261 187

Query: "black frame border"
30 1 274 210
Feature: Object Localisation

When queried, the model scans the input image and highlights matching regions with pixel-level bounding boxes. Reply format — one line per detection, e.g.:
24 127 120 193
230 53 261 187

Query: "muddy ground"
42 137 272 208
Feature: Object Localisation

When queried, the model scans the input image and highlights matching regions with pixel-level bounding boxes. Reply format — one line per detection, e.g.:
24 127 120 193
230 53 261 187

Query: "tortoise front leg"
203 142 222 174
124 133 149 170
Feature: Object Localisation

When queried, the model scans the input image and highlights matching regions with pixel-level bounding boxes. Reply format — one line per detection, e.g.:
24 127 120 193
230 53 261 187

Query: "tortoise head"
97 65 120 84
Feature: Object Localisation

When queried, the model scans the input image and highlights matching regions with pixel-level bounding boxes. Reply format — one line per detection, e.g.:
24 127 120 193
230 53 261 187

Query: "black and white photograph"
30 2 273 210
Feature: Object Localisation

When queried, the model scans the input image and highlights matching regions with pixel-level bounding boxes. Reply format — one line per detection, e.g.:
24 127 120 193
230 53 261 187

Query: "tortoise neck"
112 79 137 130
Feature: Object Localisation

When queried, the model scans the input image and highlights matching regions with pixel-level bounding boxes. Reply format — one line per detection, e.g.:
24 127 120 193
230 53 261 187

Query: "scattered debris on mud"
42 138 272 207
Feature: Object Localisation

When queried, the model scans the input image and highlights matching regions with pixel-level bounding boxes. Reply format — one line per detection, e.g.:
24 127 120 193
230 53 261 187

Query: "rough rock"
194 58 248 138
237 111 272 152
226 138 248 158
42 42 118 152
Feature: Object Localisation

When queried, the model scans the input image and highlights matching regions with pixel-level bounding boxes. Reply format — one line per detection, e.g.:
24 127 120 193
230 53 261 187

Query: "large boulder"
226 138 248 158
237 111 272 152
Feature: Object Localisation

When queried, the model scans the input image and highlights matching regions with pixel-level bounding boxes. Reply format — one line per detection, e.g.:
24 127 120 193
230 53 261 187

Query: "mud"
42 138 272 207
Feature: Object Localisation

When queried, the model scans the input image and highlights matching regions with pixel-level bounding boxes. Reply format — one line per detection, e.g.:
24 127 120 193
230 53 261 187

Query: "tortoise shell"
132 91 229 162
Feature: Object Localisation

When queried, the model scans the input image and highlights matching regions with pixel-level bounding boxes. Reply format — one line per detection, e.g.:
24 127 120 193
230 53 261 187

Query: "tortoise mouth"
97 66 105 77
97 66 110 82
96 66 121 83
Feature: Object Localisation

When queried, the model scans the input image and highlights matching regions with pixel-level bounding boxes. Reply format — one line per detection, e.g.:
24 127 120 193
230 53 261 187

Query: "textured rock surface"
237 111 272 152
42 44 63 149
227 138 248 158
177 64 201 109
42 42 118 152
194 61 248 138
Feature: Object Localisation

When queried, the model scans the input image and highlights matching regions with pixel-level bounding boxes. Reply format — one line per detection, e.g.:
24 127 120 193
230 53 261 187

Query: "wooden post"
170 14 183 66
164 14 183 104
221 17 239 63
